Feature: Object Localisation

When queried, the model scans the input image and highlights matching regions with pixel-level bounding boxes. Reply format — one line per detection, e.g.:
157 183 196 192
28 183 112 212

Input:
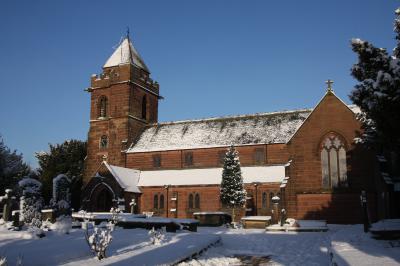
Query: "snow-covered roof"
137 165 285 187
128 103 361 153
103 37 149 72
128 109 311 153
103 162 141 193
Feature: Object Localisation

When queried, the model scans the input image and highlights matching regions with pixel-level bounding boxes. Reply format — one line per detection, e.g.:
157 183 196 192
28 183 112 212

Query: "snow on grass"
330 224 400 266
180 227 331 266
0 226 219 266
0 223 399 265
181 225 400 266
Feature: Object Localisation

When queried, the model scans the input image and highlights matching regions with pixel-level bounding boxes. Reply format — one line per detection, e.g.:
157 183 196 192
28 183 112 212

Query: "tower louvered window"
99 135 108 149
321 134 348 188
99 96 108 118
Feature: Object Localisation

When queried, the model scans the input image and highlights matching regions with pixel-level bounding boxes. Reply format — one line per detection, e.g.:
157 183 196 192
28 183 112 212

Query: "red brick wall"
138 183 281 219
84 64 160 184
285 92 377 222
126 144 289 170
296 193 377 223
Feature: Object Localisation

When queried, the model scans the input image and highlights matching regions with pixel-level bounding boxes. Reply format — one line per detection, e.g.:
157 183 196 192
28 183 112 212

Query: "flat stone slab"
266 220 328 232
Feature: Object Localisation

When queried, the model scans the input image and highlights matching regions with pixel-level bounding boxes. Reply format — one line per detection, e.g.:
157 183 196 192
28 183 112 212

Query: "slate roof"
127 104 360 153
127 109 312 153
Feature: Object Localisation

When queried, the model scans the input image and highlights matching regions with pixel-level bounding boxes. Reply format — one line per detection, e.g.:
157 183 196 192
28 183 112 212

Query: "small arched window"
321 133 348 188
269 192 274 206
262 192 267 208
99 135 108 149
141 95 147 120
159 194 165 209
194 193 200 209
188 193 194 209
153 194 158 209
98 96 108 118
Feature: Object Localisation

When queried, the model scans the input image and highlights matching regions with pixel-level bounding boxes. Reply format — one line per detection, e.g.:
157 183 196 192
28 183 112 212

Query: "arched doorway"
91 183 115 212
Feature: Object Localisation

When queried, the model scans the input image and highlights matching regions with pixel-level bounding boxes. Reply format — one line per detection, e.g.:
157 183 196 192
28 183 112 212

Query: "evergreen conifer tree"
350 8 400 157
36 139 86 210
0 135 31 192
220 145 246 223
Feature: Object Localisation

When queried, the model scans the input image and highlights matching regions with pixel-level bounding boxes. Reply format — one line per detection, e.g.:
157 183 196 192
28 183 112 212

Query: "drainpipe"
164 185 169 218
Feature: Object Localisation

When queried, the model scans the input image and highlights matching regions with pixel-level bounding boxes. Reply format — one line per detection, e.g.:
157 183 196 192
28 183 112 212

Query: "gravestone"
0 189 18 222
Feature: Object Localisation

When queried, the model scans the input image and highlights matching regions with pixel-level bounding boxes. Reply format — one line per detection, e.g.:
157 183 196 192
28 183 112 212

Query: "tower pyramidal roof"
103 36 149 72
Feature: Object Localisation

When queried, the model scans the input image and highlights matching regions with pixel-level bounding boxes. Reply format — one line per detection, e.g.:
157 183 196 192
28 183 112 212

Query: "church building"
82 35 393 224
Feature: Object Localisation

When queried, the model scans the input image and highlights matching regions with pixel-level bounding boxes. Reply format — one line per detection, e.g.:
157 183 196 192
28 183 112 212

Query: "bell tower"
84 34 161 184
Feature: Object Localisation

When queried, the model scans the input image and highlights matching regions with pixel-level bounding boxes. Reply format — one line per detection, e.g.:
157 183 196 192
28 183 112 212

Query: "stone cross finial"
326 79 334 92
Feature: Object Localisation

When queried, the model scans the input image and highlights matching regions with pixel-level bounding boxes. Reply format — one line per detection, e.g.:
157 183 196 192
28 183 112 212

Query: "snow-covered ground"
0 223 399 265
0 226 219 266
180 225 400 266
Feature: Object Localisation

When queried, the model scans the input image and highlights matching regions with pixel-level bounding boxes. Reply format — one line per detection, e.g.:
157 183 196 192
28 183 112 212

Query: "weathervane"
126 26 130 39
325 79 334 92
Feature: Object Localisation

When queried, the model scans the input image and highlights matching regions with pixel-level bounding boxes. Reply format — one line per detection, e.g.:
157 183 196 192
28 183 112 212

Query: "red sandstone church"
82 36 394 223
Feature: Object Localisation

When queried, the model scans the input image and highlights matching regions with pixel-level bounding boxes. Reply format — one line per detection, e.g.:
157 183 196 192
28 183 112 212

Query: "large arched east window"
321 133 348 188
98 96 108 118
141 95 147 120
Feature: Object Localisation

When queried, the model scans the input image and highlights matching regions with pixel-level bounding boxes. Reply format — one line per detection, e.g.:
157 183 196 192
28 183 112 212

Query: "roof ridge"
150 108 313 126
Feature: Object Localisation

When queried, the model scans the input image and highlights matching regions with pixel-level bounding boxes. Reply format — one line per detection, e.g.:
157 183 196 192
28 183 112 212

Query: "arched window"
98 96 108 118
321 133 348 188
141 95 147 120
188 193 194 209
269 192 274 206
262 192 267 208
153 194 158 209
194 193 200 209
99 135 108 149
159 194 165 209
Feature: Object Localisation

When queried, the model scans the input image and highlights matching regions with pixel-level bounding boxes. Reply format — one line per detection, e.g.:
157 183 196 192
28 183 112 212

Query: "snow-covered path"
180 226 400 266
180 227 331 265
330 224 400 266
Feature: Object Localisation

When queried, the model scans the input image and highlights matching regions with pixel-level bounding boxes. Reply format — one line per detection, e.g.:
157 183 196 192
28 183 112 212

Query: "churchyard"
0 217 399 265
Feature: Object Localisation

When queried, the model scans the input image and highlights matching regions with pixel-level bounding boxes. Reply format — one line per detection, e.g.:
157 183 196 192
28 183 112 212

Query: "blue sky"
0 0 397 168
